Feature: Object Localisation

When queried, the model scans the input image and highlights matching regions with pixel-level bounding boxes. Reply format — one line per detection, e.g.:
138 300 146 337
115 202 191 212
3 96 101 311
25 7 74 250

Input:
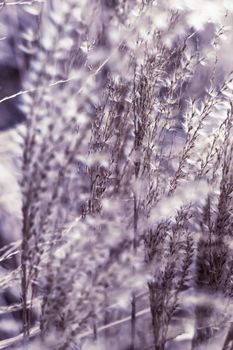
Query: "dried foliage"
0 1 233 350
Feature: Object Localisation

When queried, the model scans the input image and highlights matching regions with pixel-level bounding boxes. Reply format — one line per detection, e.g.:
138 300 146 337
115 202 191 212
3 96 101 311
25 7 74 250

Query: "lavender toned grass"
0 1 233 350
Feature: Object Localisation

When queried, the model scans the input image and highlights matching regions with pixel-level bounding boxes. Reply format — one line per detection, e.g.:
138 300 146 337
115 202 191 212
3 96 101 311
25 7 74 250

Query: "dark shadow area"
0 65 25 131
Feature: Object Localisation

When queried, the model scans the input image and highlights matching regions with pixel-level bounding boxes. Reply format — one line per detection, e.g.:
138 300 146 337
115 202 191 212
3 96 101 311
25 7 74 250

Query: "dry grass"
0 1 233 350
